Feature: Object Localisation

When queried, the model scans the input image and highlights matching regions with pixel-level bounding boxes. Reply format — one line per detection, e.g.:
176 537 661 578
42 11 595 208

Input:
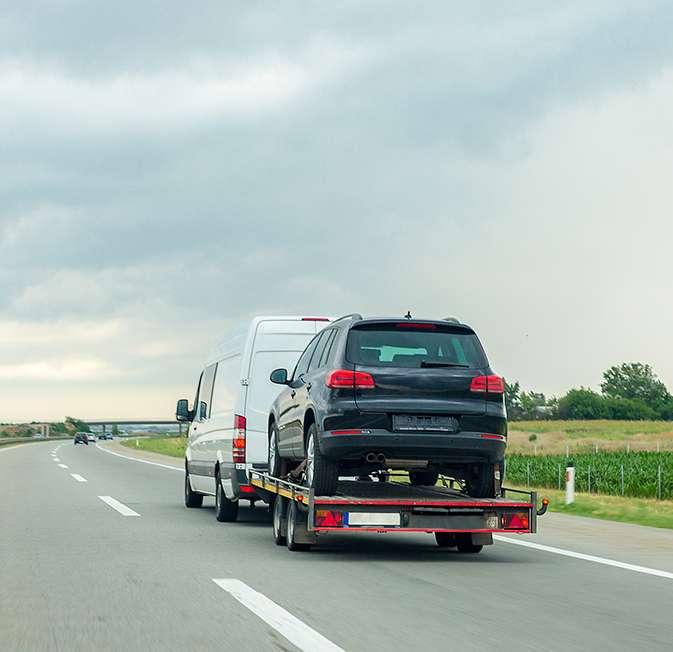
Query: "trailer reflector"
315 510 343 527
502 512 530 530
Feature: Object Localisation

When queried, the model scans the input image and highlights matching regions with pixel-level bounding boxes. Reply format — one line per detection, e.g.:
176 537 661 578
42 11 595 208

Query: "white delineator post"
566 463 575 505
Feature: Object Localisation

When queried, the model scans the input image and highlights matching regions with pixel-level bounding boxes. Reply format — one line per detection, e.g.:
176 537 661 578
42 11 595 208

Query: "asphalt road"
1 440 672 651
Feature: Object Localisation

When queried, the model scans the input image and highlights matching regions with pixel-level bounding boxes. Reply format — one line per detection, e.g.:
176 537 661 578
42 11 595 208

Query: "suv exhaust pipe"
364 452 387 464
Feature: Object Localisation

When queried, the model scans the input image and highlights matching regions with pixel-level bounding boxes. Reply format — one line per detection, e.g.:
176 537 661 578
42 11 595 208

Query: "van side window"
307 330 330 373
318 329 338 368
196 363 217 421
210 354 240 418
293 335 320 380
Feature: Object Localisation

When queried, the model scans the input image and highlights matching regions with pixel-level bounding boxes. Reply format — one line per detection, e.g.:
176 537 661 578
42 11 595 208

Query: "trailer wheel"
305 425 339 496
215 472 239 522
435 532 458 548
184 469 203 508
456 534 483 553
286 501 312 552
272 496 287 546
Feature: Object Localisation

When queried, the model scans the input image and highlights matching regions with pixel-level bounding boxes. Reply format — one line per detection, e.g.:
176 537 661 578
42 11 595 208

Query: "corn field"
505 451 673 500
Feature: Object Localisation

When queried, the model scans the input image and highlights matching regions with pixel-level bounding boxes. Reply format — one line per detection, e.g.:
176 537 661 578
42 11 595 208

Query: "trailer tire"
184 469 203 508
435 532 458 548
272 496 286 546
286 501 311 552
465 463 496 498
409 470 439 487
305 425 339 496
456 534 483 553
215 472 239 522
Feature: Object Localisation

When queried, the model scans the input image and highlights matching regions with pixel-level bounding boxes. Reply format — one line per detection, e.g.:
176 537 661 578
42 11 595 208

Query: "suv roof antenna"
405 311 412 319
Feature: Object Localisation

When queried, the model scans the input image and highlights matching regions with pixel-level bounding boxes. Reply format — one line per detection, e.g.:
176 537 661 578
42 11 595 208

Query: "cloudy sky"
2 1 673 422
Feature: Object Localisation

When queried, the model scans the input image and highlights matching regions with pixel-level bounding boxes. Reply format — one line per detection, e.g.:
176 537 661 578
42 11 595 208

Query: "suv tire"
409 470 439 486
465 463 496 498
268 423 282 477
304 424 339 496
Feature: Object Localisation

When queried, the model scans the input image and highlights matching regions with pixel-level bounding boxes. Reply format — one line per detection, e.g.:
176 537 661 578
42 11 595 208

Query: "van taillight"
233 414 246 463
470 375 505 394
326 369 376 389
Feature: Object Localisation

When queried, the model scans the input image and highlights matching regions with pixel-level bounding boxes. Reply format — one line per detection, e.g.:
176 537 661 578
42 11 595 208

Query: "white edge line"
95 443 182 471
213 579 344 652
70 473 87 482
494 535 673 580
58 464 68 469
98 496 140 517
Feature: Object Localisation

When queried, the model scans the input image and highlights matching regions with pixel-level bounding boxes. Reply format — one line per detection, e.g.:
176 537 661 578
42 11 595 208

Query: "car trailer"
249 470 549 553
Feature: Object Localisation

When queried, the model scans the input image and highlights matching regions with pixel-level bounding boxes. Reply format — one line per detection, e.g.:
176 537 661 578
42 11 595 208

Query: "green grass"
121 437 186 458
516 485 673 530
511 420 673 439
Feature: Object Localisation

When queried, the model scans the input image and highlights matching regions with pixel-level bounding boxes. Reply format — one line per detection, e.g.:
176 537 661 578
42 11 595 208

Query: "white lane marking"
58 464 68 469
213 579 345 652
95 442 182 472
71 474 87 482
54 458 60 462
494 535 673 581
98 496 140 517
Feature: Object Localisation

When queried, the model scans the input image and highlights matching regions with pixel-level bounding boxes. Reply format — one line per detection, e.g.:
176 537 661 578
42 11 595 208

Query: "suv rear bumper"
319 430 506 464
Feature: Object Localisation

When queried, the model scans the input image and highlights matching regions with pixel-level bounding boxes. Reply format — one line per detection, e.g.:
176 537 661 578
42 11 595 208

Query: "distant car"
86 433 96 443
74 433 88 445
97 433 112 440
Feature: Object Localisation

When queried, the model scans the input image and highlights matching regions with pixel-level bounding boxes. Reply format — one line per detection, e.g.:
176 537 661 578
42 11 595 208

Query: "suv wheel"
268 424 282 477
409 470 439 486
215 471 239 522
304 425 339 496
184 469 203 508
465 463 496 498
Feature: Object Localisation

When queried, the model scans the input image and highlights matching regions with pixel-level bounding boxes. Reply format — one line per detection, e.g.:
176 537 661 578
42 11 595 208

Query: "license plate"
393 415 459 432
345 512 401 527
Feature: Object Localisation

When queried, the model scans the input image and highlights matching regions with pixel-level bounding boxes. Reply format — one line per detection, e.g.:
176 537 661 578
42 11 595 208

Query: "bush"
557 389 609 420
528 434 537 442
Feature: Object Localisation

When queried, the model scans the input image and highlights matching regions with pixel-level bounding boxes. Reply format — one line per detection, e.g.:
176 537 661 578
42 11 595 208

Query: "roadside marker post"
566 462 575 505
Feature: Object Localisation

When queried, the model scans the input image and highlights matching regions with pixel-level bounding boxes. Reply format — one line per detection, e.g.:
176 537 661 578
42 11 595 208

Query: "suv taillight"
232 414 246 463
470 375 505 394
326 369 376 389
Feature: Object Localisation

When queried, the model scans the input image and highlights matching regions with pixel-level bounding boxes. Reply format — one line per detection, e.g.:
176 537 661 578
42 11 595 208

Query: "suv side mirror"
176 399 192 422
270 368 288 385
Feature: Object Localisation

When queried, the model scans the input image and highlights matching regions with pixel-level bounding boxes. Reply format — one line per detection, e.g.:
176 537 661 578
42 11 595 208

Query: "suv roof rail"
332 313 363 324
442 316 461 324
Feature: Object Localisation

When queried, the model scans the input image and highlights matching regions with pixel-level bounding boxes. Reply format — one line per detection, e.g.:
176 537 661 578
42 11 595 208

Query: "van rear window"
346 325 487 369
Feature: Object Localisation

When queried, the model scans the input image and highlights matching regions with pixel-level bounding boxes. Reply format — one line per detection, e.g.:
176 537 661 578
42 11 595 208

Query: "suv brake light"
233 414 246 463
470 375 505 394
326 369 376 389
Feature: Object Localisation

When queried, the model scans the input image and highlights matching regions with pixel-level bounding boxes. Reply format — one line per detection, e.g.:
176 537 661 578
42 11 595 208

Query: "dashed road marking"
213 579 345 652
71 474 87 483
58 464 68 469
98 496 140 517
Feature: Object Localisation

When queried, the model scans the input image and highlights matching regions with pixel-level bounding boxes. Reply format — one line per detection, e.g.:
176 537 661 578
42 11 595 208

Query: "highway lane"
1 441 672 651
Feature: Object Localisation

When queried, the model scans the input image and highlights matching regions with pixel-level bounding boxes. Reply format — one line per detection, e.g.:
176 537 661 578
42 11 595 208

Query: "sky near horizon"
2 2 673 422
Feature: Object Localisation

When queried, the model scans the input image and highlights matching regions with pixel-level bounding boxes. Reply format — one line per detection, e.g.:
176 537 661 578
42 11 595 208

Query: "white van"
176 315 331 522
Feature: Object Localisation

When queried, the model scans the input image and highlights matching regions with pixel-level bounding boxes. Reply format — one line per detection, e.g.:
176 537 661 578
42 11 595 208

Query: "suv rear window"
346 324 488 369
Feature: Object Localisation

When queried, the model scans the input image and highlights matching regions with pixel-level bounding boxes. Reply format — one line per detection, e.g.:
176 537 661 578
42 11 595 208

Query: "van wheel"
184 469 203 508
305 425 339 496
286 501 311 552
409 470 439 486
268 424 282 477
272 497 286 546
215 472 239 522
465 464 496 498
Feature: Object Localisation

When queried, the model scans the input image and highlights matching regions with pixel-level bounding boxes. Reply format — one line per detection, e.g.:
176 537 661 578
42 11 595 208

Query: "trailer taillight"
315 510 343 527
470 375 505 394
232 414 246 463
326 369 375 389
502 512 529 530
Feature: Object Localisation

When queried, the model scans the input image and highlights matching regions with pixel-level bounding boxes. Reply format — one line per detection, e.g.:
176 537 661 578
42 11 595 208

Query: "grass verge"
516 485 673 530
121 437 186 458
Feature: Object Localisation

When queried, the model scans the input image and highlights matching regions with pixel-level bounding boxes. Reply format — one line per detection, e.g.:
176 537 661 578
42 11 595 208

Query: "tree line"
506 362 673 421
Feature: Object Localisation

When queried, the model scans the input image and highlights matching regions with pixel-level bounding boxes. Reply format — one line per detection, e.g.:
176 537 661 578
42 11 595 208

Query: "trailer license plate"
345 512 401 527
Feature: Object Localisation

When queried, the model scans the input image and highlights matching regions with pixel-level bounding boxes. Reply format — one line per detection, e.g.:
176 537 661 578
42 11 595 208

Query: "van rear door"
347 321 489 421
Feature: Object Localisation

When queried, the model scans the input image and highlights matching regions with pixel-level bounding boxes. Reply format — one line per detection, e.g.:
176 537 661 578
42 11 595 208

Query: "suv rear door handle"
306 383 312 391
291 390 296 398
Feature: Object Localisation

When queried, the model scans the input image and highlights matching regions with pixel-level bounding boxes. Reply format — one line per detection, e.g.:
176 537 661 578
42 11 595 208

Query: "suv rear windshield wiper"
419 361 470 368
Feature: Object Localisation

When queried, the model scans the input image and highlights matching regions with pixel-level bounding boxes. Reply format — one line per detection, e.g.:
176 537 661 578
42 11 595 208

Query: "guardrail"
0 436 72 447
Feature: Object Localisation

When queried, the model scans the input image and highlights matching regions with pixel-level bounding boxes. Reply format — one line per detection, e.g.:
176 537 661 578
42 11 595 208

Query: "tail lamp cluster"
326 369 375 389
232 414 246 463
470 375 505 394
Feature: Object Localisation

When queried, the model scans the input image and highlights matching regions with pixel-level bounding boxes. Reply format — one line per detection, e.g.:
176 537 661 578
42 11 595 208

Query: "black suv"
268 315 506 497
